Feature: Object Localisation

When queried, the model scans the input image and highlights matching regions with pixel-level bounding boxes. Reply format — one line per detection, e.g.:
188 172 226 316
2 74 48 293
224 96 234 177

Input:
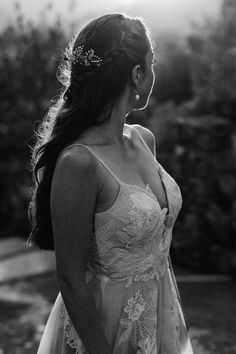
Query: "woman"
27 13 194 354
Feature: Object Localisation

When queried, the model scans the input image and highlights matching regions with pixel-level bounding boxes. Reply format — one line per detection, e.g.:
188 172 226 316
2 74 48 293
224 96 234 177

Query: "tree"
152 35 193 104
0 9 68 236
187 0 236 119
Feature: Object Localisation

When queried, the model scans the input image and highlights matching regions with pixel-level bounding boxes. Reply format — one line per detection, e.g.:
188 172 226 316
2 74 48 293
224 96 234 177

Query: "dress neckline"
95 163 169 216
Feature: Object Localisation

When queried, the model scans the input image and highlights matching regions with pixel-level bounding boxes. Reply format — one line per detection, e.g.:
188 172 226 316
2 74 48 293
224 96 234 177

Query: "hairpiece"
64 45 103 67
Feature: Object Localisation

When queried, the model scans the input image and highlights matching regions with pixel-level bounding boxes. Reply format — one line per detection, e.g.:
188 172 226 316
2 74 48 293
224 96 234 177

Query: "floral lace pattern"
58 300 88 354
118 289 157 353
86 173 181 288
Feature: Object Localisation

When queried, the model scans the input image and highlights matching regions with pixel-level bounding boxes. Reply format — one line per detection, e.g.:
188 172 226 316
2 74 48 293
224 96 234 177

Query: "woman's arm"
50 147 112 354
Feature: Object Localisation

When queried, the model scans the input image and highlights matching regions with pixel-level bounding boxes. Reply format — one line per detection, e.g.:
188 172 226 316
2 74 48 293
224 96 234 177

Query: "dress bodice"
88 160 183 288
63 140 183 288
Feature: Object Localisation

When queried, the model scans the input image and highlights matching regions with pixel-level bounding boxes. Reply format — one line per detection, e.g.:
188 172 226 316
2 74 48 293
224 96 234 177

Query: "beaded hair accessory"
63 45 103 68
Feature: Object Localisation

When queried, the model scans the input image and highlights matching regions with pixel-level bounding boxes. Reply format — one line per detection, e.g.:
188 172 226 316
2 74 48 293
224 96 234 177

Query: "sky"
0 0 222 35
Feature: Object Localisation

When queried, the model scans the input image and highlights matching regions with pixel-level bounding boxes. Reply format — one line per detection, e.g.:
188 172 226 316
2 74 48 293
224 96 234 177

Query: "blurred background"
0 0 235 353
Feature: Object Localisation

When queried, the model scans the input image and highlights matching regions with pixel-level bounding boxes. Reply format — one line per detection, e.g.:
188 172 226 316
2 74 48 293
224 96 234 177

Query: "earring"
133 87 140 101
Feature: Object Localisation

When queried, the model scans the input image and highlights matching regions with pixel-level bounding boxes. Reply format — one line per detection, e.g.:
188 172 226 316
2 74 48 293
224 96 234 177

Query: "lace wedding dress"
37 137 194 354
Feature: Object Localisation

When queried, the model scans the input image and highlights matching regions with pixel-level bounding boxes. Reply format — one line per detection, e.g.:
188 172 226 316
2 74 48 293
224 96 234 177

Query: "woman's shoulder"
130 123 154 140
57 144 96 170
130 124 156 156
53 144 101 191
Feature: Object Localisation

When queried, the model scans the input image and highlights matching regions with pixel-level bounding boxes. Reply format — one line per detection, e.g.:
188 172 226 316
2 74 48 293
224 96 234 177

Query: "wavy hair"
27 13 153 250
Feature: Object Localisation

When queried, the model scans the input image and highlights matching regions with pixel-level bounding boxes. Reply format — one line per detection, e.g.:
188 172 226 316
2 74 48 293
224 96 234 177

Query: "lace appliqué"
58 300 88 354
109 208 172 288
92 220 116 257
121 190 160 240
118 289 157 353
110 237 169 288
89 162 183 290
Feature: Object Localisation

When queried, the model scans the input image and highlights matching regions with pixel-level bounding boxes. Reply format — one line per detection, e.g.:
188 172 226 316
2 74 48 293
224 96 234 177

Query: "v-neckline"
120 162 169 211
95 161 170 216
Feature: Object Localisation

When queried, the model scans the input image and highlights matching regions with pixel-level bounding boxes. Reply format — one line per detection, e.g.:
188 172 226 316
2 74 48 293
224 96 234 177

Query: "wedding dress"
37 133 194 354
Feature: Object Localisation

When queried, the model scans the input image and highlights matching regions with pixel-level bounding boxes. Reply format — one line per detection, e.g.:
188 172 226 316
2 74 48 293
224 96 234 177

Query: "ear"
131 64 141 87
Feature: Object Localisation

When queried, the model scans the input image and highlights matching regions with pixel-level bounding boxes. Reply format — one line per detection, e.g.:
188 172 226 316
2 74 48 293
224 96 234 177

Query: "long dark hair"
27 13 153 250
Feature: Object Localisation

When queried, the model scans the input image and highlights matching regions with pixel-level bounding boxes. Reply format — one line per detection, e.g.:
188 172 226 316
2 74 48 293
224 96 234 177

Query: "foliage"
0 10 68 237
149 103 236 274
152 37 193 104
186 0 236 119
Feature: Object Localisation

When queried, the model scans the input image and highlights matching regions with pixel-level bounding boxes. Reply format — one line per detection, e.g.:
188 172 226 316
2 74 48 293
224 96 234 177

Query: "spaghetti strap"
63 143 121 185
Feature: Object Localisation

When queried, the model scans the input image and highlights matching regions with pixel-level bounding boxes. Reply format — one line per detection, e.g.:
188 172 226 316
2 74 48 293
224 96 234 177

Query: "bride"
27 12 194 354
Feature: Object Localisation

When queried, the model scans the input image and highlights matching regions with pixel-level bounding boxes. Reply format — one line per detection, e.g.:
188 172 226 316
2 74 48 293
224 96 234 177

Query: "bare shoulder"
130 124 156 157
53 146 99 187
56 145 97 173
51 146 100 217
